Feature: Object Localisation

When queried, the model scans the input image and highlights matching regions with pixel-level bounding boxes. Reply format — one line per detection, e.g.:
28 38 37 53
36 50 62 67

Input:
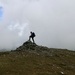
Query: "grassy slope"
0 49 75 75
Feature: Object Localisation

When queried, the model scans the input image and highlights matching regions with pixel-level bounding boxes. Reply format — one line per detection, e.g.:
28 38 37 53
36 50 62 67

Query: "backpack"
32 32 36 37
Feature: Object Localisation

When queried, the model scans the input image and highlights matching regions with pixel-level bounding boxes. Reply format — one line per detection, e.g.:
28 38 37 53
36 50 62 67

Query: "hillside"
0 41 75 75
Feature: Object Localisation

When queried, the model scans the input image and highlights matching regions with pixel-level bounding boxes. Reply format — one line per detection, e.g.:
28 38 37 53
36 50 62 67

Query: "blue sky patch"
0 6 3 17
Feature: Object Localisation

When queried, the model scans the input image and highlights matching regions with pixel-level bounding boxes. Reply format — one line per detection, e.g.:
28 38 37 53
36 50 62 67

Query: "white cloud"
0 0 75 50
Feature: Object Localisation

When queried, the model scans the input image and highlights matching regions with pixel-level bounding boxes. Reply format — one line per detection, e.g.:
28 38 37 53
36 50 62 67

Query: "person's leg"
32 37 35 43
29 36 31 41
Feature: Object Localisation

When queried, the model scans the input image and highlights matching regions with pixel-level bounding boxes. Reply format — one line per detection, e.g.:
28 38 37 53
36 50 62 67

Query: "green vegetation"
0 41 75 75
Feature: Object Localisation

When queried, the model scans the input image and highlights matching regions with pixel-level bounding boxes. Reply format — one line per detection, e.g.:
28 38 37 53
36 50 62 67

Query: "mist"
0 0 75 50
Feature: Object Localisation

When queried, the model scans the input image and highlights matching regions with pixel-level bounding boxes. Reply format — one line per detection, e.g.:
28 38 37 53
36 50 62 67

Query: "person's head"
30 31 33 34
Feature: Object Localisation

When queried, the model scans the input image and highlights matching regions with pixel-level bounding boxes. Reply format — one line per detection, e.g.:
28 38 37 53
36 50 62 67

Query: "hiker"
29 31 36 43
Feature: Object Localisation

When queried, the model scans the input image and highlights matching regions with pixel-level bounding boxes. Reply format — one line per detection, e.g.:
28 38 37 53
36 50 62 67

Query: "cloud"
8 22 29 36
0 0 75 50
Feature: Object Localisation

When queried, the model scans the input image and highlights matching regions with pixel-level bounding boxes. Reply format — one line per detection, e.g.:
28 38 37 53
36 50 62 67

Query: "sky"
0 0 75 50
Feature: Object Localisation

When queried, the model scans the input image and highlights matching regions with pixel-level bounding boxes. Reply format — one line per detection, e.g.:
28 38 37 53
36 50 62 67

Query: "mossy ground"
0 49 75 75
0 41 75 75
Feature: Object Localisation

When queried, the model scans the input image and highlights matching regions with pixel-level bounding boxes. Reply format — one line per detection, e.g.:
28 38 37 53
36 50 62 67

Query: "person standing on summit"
29 31 36 43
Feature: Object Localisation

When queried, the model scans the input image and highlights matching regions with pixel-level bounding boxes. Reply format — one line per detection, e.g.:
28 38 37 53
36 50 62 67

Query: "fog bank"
0 0 75 50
